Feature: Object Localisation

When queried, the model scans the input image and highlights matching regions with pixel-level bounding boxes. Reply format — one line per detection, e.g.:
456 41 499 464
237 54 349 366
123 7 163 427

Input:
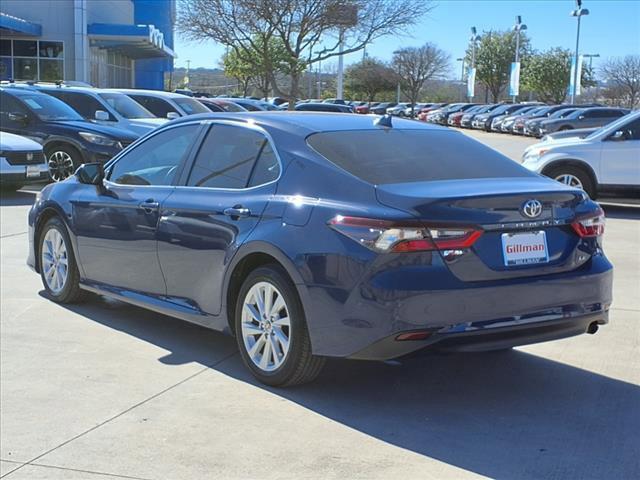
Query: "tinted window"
248 142 280 186
187 125 274 188
13 92 82 121
99 93 154 119
621 118 640 140
174 97 209 115
0 92 30 127
307 129 534 184
130 95 177 118
109 125 199 186
46 91 115 121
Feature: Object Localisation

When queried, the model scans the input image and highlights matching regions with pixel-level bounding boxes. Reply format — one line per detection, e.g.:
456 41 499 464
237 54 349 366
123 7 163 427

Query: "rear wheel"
46 144 80 182
39 217 87 303
547 165 596 198
235 265 325 386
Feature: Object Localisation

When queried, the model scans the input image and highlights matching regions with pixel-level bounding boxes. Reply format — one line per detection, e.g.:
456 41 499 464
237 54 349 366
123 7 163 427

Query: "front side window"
99 93 154 119
186 125 278 189
47 91 114 121
174 97 210 115
109 125 200 186
130 95 177 118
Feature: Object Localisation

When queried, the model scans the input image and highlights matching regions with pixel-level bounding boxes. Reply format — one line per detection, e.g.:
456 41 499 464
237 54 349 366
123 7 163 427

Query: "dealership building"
0 0 175 90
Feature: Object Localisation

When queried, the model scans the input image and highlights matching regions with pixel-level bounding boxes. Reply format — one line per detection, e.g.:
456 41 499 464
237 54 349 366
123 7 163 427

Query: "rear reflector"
571 208 605 238
328 215 482 253
396 331 432 341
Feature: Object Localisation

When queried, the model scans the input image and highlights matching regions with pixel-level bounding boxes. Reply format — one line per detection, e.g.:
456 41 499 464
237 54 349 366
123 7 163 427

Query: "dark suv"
0 87 138 181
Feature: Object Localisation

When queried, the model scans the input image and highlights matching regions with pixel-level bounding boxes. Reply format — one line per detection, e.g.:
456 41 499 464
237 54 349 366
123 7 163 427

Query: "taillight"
571 209 605 237
328 216 482 253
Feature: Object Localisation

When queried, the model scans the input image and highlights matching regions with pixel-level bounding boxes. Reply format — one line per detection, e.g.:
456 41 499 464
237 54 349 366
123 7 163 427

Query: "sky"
173 0 640 75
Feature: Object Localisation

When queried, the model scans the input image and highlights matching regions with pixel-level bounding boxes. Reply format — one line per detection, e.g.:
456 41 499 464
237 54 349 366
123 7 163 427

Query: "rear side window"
130 95 177 118
307 129 534 185
187 125 278 188
47 91 115 121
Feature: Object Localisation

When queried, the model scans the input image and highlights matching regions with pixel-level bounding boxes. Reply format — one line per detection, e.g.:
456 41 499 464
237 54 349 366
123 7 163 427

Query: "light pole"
583 52 600 72
512 16 527 103
456 57 465 101
468 27 481 102
570 0 590 104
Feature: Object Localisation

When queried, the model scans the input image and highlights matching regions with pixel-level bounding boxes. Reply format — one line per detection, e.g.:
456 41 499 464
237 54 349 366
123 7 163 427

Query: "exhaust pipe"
587 322 599 335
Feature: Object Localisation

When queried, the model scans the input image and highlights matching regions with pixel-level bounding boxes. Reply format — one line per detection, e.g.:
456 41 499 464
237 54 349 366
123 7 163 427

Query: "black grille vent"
2 151 45 166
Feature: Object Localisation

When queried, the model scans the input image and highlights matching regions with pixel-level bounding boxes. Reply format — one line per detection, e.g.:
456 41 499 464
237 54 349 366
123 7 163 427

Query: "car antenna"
374 114 393 128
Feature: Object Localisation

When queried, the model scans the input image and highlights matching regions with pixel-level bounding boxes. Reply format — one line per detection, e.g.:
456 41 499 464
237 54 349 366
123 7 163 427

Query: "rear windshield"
307 129 534 184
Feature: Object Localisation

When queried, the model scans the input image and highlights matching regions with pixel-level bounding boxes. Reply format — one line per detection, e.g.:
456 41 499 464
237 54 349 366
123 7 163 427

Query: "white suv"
0 132 49 190
522 111 640 199
116 89 210 118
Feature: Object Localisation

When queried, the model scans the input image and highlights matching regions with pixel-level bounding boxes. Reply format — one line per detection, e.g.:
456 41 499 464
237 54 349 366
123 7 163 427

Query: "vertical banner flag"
569 55 584 97
509 61 521 97
467 67 476 97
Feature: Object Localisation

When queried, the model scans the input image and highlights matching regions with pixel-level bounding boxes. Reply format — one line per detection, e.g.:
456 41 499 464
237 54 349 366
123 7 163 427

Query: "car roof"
115 89 187 99
169 111 449 136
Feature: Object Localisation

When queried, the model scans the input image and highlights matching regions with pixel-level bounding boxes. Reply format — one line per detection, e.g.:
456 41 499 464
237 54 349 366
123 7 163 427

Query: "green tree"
467 30 531 102
222 48 256 96
345 57 396 102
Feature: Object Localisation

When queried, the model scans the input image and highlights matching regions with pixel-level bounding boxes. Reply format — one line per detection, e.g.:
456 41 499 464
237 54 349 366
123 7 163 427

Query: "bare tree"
600 55 640 108
392 43 450 116
178 0 434 108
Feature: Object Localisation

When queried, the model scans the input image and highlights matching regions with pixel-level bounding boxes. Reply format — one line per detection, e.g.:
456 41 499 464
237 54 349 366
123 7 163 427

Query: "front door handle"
223 205 251 219
139 199 160 213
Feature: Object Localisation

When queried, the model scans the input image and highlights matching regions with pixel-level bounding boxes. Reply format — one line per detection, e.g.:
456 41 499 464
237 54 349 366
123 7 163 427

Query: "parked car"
491 104 543 132
522 111 640 199
264 97 288 106
538 107 630 137
512 106 554 134
355 102 378 114
448 105 485 127
500 106 545 133
0 87 138 181
28 112 612 386
370 102 397 115
117 89 210 118
294 103 353 113
323 98 348 105
473 104 530 131
459 104 499 128
525 108 581 137
434 103 478 125
522 105 580 136
33 85 167 136
404 103 429 117
386 103 410 116
417 103 449 122
197 98 249 113
0 131 49 190
219 98 280 111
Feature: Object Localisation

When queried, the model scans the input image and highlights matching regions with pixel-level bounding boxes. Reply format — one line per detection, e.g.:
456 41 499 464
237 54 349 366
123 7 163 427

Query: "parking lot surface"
1 133 639 480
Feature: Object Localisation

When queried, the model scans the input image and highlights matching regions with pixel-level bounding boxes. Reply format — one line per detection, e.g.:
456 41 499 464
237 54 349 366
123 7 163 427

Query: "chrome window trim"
104 118 283 191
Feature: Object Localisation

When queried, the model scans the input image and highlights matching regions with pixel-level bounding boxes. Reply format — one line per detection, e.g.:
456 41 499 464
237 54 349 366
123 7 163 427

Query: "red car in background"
355 102 379 114
417 103 448 122
447 111 466 127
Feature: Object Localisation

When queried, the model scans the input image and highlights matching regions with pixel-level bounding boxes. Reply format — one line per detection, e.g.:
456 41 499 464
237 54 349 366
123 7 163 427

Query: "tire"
45 144 82 182
235 265 325 387
546 165 596 199
38 216 87 303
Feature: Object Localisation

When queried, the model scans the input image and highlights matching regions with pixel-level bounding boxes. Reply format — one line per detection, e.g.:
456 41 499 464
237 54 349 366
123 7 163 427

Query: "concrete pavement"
1 134 639 480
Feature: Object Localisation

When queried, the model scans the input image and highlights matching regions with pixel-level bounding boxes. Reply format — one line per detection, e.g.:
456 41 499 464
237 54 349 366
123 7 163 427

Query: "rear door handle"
223 206 251 219
139 199 160 213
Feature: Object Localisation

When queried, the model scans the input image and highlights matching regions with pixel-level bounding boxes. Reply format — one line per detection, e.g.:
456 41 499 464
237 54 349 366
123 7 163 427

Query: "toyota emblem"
521 199 543 219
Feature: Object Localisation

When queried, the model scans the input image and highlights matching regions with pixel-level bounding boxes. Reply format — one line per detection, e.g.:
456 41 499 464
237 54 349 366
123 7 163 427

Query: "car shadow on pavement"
52 294 640 480
0 190 37 207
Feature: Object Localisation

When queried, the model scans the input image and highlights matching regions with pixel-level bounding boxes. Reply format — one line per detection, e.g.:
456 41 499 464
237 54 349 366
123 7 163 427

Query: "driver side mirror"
94 110 110 121
76 162 105 185
578 115 585 120
166 111 180 120
8 112 29 126
609 130 628 141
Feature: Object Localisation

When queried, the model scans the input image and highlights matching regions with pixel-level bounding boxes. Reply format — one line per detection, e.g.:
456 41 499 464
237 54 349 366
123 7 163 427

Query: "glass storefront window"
13 40 37 57
0 58 12 80
14 58 37 80
39 41 64 59
39 59 64 81
0 40 11 56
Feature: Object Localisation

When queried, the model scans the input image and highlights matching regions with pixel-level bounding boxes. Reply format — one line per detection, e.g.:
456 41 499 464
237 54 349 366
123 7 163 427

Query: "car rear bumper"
304 254 613 359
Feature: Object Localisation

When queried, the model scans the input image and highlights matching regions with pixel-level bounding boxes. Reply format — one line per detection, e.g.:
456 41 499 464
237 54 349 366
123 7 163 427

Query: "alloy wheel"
554 173 584 189
241 281 291 372
41 228 69 294
48 151 75 182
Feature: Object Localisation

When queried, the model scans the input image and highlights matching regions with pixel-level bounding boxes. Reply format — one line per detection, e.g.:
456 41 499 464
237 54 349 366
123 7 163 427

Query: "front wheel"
39 217 87 303
547 165 596 199
235 265 325 386
46 145 81 182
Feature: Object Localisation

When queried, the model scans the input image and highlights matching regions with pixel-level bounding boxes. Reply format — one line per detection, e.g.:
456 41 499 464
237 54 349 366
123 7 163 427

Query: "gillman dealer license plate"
501 231 549 266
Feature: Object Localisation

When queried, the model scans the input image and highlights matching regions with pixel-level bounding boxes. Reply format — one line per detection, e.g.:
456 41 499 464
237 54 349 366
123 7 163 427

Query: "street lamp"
468 27 481 101
570 0 590 104
512 15 527 102
582 52 600 71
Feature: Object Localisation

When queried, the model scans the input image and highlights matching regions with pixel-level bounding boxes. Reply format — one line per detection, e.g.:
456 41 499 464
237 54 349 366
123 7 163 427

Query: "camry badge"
521 199 543 219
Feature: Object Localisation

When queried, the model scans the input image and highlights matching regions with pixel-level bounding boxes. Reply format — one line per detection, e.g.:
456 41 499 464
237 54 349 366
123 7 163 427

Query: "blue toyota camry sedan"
27 112 613 386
